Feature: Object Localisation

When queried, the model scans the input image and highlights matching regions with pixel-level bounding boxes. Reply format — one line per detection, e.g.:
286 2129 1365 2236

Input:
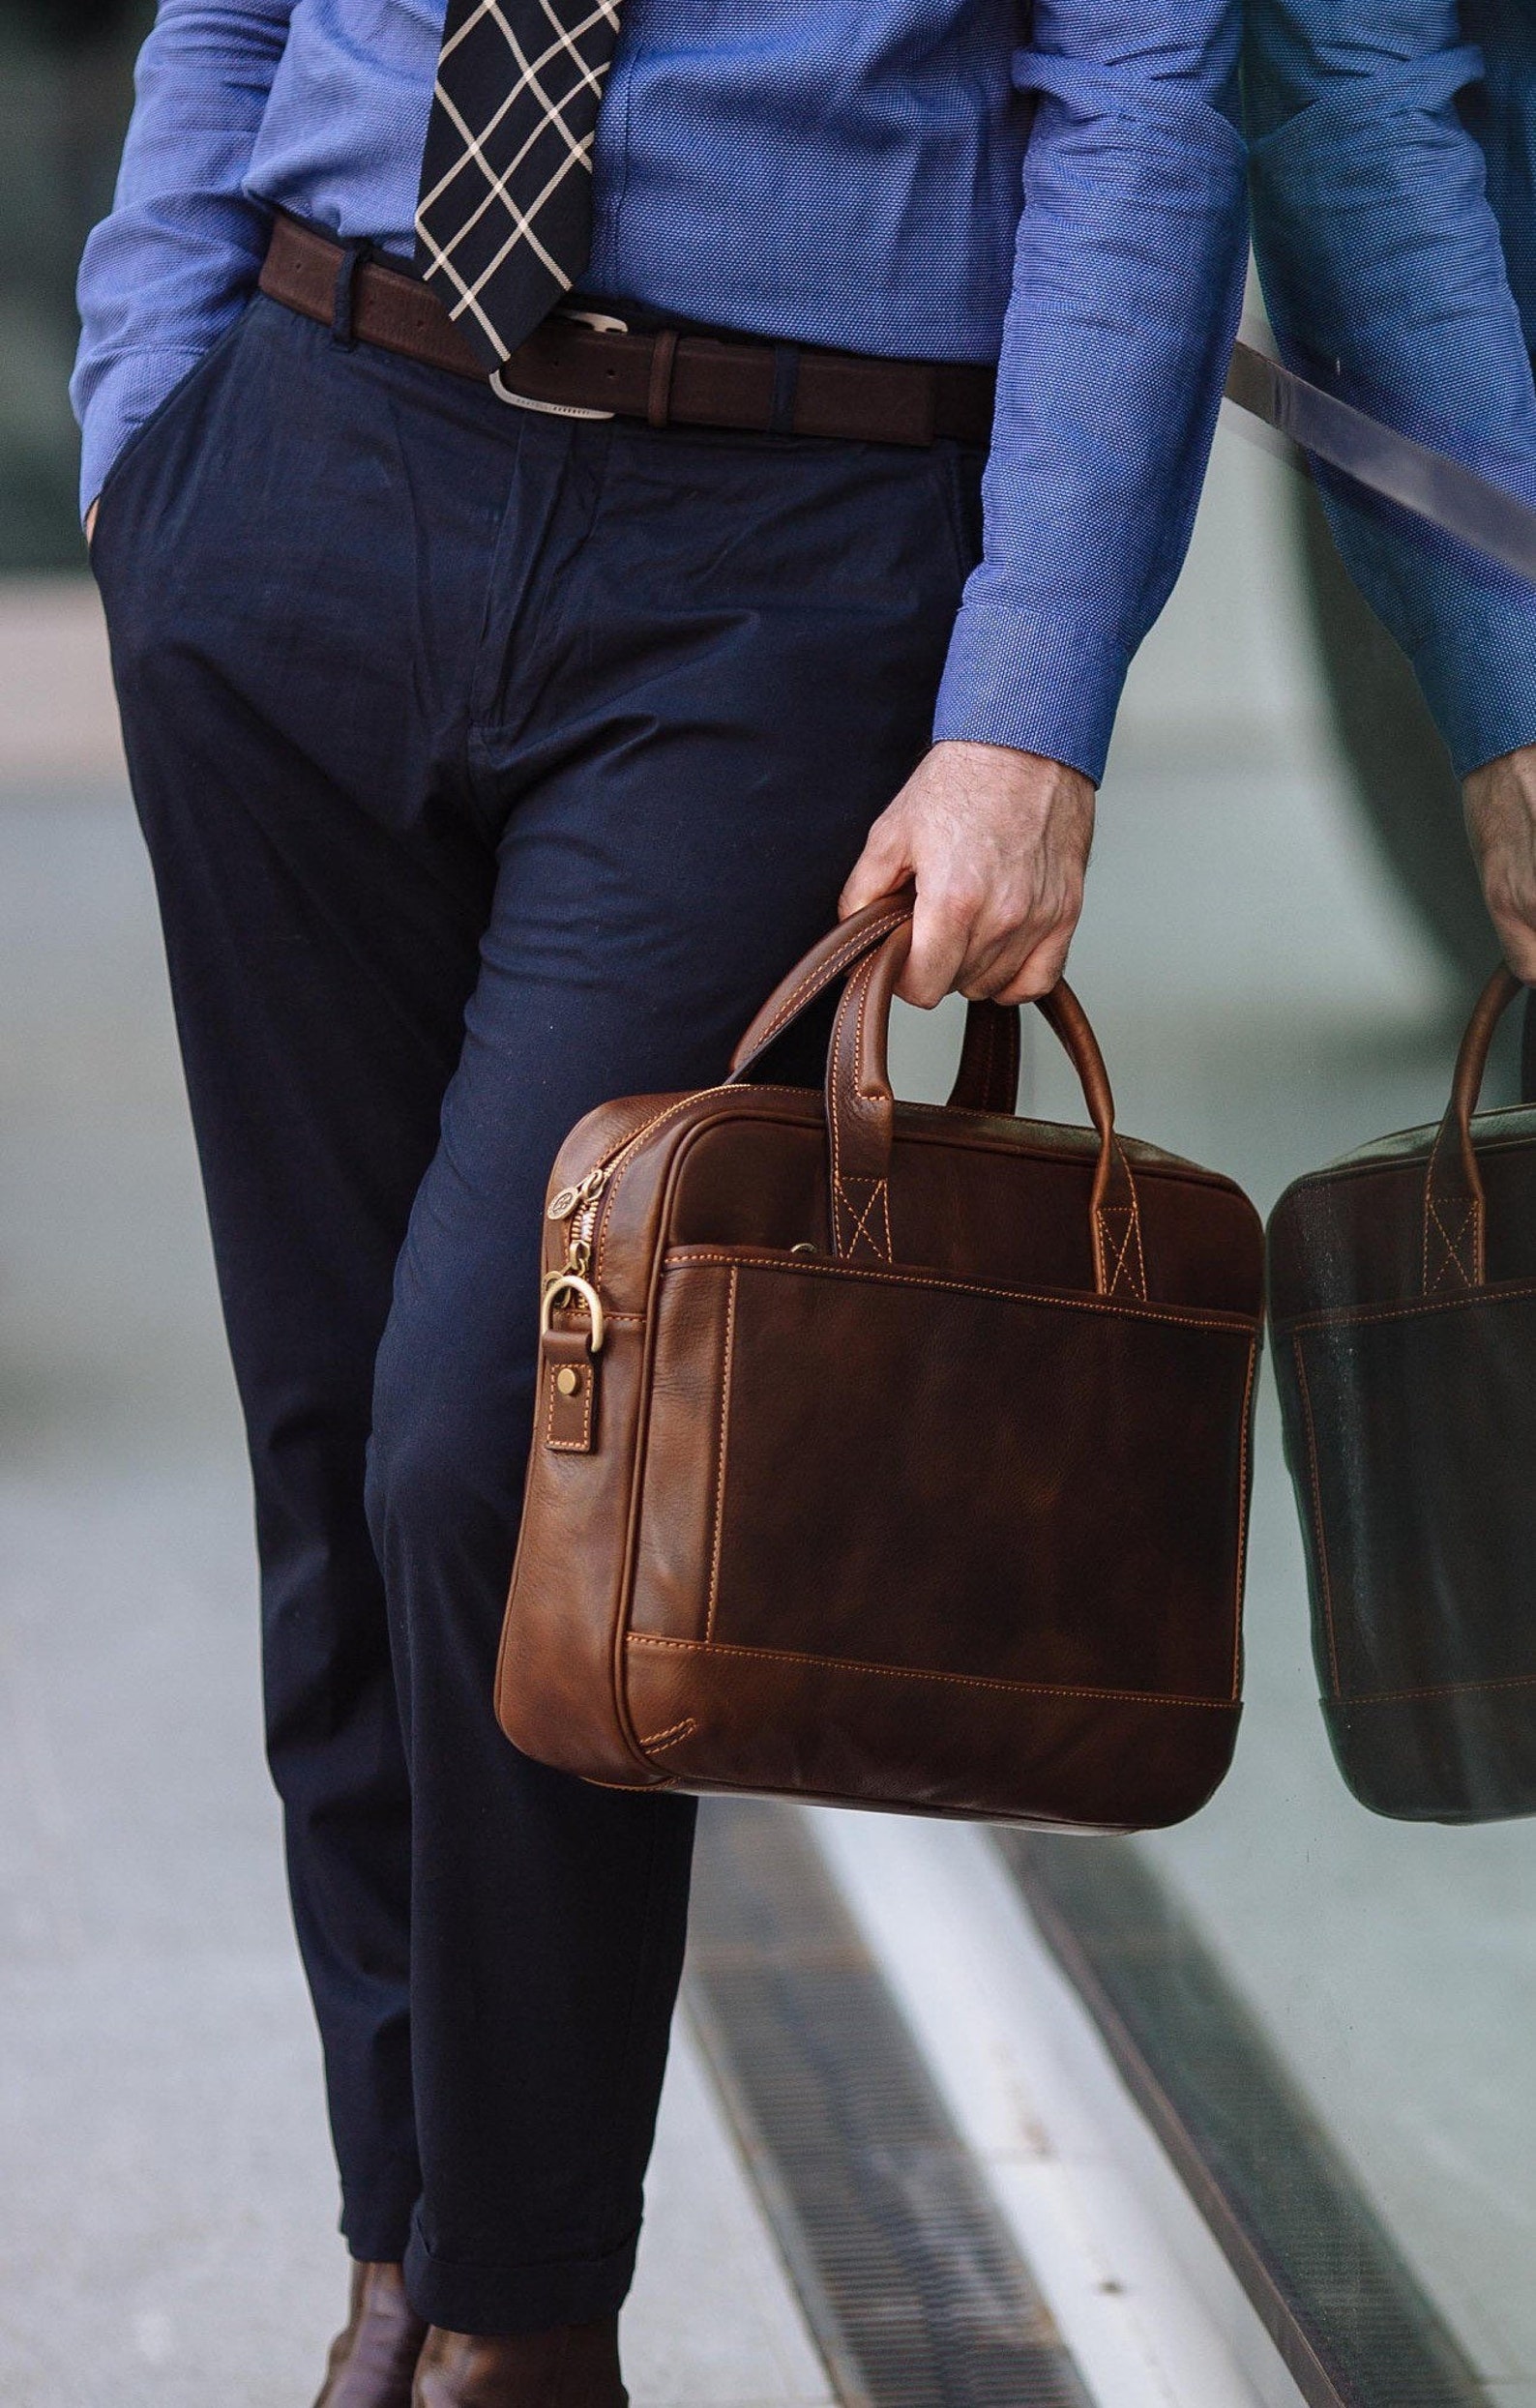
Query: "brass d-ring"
540 1273 606 1353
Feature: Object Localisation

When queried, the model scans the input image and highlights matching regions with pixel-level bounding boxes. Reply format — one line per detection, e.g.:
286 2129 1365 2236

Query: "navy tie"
416 0 624 368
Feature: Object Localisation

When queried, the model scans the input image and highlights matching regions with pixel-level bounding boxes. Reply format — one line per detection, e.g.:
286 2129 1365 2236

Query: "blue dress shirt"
1245 0 1536 778
73 0 1247 782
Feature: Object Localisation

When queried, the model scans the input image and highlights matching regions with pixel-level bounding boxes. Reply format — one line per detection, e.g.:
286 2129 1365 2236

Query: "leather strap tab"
542 1326 598 1454
827 932 905 1263
259 216 996 449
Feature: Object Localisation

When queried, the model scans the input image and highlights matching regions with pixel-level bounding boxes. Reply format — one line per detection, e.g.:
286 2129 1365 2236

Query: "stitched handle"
1424 962 1524 1293
822 915 1145 1297
729 894 916 1080
730 890 1020 1112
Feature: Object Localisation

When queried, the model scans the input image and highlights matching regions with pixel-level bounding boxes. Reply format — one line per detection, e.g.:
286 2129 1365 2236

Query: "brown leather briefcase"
496 898 1264 1830
1270 965 1536 1822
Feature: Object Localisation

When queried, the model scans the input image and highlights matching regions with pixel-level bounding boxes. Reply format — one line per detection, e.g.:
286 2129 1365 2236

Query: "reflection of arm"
71 0 294 519
931 0 1247 785
1245 1 1536 777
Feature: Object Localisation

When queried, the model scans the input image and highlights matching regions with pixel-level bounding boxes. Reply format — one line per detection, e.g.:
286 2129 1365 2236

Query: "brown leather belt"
258 214 995 450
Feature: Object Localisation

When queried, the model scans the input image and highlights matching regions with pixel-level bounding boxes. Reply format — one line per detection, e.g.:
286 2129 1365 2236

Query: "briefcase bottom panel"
1322 1689 1536 1824
631 1251 1255 1702
1279 1287 1536 1703
621 1632 1241 1826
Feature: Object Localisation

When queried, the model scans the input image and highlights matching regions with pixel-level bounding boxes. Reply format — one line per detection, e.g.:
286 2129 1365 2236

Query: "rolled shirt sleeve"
932 2 1249 783
71 0 294 518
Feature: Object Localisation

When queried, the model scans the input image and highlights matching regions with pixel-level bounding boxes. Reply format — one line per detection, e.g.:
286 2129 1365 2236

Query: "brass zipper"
545 1084 742 1292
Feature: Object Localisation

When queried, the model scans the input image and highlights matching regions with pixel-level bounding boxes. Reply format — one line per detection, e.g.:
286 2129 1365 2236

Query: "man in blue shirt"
74 5 1245 2401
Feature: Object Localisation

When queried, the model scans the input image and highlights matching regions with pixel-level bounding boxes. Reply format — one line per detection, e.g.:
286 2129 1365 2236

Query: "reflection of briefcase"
495 896 1265 1834
1270 967 1536 1822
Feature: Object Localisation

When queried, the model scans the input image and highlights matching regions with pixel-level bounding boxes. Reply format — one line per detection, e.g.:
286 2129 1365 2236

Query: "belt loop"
769 342 801 436
331 240 368 350
646 327 680 428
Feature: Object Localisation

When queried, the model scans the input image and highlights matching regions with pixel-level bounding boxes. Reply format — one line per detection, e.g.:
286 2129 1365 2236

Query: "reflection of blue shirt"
72 0 1247 784
1246 0 1536 777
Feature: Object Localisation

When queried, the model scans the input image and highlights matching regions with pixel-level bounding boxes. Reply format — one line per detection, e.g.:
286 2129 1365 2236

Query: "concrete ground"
3 420 1534 2402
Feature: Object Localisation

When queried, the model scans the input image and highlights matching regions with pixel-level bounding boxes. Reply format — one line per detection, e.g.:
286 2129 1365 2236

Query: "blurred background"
3 8 1533 2406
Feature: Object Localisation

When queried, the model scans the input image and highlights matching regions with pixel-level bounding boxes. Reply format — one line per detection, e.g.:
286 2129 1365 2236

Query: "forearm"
933 0 1247 784
72 0 294 515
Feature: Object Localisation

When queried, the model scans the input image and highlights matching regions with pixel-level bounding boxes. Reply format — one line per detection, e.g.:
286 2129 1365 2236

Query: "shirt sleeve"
71 0 295 519
1245 2 1536 780
931 1 1248 784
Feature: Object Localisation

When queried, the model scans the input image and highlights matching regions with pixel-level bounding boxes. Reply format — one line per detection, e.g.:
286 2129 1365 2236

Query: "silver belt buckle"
489 309 628 420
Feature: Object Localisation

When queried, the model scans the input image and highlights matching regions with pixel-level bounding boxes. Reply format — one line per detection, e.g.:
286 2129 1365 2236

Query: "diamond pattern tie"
415 0 624 367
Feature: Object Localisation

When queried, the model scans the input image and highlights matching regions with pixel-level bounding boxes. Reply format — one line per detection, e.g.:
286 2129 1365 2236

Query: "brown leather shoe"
411 2318 627 2408
313 2261 428 2408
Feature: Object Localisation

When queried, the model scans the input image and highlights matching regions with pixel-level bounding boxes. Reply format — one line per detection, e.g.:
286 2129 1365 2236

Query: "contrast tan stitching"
662 1248 1258 1335
1292 1336 1341 1694
1123 1151 1148 1297
1096 1204 1139 1299
833 1172 891 1262
543 1354 594 1453
1095 1144 1147 1302
1278 1280 1536 1335
1341 1670 1536 1704
743 910 907 1063
829 957 895 1264
1426 1193 1479 1292
704 1266 737 1644
626 1631 1234 1708
828 970 856 1249
637 1715 699 1752
592 1082 808 1284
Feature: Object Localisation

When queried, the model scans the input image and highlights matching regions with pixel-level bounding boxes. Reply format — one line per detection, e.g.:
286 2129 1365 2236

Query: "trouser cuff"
403 2215 640 2335
341 2161 422 2266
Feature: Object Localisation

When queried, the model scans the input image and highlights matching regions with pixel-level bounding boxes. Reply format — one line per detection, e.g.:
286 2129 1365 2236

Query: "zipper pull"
547 1162 611 1223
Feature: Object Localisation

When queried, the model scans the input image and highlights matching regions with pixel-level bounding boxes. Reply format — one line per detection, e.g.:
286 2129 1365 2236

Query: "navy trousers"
91 290 983 2332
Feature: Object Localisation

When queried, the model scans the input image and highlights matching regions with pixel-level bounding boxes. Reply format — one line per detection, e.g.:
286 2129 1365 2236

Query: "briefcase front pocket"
619 1248 1255 1823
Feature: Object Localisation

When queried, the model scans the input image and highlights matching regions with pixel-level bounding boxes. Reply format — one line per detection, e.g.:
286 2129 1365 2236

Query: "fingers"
842 741 1095 1007
901 876 987 1008
838 810 914 919
1487 894 1536 985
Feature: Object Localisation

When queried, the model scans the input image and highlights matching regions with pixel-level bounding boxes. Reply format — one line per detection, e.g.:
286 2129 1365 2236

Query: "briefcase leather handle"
1425 962 1525 1290
728 890 1017 1111
731 896 1146 1299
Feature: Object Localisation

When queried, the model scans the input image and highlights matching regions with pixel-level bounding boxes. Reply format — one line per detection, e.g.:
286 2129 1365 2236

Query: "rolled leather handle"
1425 962 1524 1292
824 916 1145 1299
728 895 914 1081
729 891 1019 1114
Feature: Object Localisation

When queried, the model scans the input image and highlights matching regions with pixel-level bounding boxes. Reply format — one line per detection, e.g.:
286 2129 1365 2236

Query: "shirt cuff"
74 346 210 523
1410 602 1536 779
931 604 1130 786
